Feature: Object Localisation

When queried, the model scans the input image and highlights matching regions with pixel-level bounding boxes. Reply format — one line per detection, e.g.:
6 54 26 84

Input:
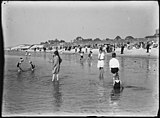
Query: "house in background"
29 44 44 51
10 44 31 51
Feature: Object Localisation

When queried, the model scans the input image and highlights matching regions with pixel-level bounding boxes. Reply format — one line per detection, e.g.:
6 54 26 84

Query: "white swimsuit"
97 53 105 68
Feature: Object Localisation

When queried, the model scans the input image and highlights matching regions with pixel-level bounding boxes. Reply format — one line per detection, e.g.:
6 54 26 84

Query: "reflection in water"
120 57 124 69
120 57 124 83
97 78 107 102
87 59 92 72
30 70 36 78
99 71 104 80
145 58 150 80
146 58 150 72
87 59 92 68
43 52 46 60
109 87 124 106
80 60 84 68
17 71 23 82
68 54 72 62
52 81 62 111
99 68 104 80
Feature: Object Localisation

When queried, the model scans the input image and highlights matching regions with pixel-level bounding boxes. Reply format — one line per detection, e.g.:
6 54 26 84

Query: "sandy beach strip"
61 47 159 59
6 47 158 59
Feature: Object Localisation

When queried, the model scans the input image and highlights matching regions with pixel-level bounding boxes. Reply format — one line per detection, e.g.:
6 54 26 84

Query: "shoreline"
4 47 159 59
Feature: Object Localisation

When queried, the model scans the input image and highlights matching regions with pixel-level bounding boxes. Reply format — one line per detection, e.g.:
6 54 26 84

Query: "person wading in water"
51 50 62 81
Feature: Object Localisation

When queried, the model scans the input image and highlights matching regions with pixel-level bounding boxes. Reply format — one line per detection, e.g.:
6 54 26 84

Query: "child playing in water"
88 50 93 60
17 58 24 72
25 51 28 56
29 61 35 71
109 53 122 89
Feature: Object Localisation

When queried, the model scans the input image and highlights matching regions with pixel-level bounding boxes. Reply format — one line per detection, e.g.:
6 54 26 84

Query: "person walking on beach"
52 50 62 81
121 43 125 54
97 47 105 79
17 58 24 72
85 46 88 53
109 53 122 89
75 47 77 53
29 61 35 71
146 42 150 53
79 46 82 53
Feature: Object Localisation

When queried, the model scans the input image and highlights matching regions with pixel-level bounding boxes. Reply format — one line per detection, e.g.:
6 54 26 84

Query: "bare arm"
19 66 23 71
53 56 59 67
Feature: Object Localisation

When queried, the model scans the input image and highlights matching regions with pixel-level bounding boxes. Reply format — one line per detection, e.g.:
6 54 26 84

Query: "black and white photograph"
2 1 159 117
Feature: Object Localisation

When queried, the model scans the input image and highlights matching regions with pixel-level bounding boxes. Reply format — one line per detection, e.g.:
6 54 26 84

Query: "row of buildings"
5 29 159 51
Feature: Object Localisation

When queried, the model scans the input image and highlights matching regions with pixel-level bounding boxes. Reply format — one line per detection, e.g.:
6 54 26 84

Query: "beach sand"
60 47 159 59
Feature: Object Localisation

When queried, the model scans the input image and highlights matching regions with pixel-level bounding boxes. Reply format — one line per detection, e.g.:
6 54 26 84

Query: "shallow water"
2 51 159 116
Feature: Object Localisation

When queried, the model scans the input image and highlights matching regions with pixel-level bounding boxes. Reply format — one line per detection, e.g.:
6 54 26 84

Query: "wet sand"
2 51 159 116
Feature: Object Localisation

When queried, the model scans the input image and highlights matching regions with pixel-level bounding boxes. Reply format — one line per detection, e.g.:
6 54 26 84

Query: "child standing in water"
109 53 122 89
29 61 35 71
17 58 24 72
88 50 93 60
25 51 28 56
52 51 62 81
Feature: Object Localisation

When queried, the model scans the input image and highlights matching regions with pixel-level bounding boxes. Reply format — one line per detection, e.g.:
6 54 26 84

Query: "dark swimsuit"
17 62 20 67
31 64 35 69
111 68 119 74
114 80 121 89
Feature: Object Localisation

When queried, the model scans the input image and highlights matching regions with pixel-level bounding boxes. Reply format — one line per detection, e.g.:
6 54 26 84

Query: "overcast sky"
2 1 159 48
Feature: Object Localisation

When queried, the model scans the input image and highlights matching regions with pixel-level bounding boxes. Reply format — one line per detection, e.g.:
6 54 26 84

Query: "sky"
2 1 159 48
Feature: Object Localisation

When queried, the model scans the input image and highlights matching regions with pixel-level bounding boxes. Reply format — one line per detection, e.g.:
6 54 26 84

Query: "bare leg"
99 68 102 79
115 72 119 80
101 68 104 79
57 74 59 80
52 74 55 81
18 67 23 72
113 74 116 85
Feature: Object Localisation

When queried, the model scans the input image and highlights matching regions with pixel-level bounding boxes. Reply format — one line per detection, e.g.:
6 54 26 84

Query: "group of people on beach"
17 46 121 89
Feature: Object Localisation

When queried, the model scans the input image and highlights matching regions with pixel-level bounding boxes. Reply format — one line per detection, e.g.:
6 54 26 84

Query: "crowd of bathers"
17 48 122 90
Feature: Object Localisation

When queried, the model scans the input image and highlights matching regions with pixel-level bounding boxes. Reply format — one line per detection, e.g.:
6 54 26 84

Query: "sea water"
2 51 159 116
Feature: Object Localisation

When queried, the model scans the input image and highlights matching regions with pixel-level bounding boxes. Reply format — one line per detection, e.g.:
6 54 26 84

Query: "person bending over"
29 61 35 71
109 53 122 89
